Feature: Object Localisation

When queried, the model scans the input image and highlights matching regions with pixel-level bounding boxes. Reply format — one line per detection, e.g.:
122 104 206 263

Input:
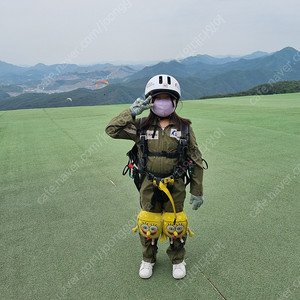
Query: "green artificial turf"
0 94 299 300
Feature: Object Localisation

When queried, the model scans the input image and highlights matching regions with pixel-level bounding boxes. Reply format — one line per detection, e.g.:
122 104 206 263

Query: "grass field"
1 93 299 300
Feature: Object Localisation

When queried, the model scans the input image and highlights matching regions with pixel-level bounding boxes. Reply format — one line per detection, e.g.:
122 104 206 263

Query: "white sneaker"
172 261 186 279
139 260 155 279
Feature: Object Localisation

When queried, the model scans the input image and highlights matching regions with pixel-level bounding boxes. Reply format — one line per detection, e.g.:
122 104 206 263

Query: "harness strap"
147 151 179 158
178 124 189 163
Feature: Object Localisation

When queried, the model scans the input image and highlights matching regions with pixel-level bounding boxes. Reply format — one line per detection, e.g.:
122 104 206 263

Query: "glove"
189 195 204 210
130 96 153 117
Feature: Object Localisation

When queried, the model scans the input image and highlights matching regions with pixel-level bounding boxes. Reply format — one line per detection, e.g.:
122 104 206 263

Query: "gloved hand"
130 96 153 117
189 195 204 210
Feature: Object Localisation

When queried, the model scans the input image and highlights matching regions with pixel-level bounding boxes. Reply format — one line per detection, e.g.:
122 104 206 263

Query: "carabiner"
202 158 208 170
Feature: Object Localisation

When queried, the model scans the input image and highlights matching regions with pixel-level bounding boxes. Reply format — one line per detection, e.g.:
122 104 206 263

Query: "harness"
122 118 207 221
123 118 193 184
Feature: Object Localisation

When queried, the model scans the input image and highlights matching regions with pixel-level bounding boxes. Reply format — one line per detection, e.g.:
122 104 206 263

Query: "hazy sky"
1 0 299 66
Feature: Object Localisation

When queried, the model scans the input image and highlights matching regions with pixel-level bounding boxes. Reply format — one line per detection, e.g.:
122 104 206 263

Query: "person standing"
105 74 205 279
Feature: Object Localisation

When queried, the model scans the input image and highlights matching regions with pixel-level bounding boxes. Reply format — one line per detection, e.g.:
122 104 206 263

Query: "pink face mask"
151 99 175 117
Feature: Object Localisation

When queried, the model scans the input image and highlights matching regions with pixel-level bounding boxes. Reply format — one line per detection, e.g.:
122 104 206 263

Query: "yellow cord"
154 177 177 223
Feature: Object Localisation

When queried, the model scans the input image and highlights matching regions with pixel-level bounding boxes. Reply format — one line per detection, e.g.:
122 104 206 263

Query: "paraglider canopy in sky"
95 80 109 88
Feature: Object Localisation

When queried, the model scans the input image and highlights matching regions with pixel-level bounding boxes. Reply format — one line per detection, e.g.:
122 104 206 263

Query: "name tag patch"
170 129 181 140
146 130 159 140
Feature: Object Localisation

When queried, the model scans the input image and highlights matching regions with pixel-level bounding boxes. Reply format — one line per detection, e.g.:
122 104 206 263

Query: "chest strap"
147 151 179 158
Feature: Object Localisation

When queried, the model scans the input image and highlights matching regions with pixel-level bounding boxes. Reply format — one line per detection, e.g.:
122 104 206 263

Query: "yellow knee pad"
160 210 194 243
132 210 163 245
132 210 194 245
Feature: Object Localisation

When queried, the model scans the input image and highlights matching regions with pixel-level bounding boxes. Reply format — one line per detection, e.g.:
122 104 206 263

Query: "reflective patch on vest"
170 129 181 140
146 130 159 140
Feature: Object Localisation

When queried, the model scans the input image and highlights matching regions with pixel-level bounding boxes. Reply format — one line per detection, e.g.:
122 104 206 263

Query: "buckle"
179 138 187 146
161 176 174 185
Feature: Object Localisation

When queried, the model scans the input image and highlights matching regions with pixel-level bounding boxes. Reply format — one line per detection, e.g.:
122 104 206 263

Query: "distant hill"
0 61 26 75
0 61 137 89
0 84 141 110
1 47 300 110
127 47 299 81
180 54 239 65
198 80 300 99
1 80 299 111
241 51 271 60
179 51 270 65
0 61 113 77
0 90 10 100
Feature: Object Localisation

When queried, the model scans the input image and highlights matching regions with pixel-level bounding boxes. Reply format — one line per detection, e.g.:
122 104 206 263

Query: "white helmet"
145 74 181 100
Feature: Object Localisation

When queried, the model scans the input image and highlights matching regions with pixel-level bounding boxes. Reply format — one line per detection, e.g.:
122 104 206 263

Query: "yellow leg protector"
132 210 163 244
160 210 194 243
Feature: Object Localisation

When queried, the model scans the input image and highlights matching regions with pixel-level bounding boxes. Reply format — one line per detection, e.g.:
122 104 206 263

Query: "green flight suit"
105 108 204 264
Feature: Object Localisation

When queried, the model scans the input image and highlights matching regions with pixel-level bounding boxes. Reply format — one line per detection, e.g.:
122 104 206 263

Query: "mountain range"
0 47 300 110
